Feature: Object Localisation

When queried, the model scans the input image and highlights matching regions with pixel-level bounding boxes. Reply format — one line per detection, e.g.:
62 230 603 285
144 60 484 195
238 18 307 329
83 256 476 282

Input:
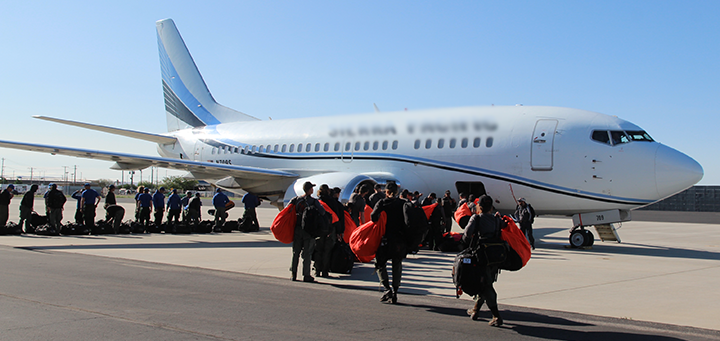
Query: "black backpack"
403 201 429 252
297 197 327 238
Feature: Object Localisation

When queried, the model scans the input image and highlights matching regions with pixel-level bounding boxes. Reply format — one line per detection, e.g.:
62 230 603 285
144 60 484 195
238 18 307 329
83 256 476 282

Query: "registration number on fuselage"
209 160 232 164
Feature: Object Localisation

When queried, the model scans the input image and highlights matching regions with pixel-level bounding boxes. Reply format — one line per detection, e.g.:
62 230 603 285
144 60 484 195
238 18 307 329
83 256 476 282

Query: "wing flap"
0 140 297 181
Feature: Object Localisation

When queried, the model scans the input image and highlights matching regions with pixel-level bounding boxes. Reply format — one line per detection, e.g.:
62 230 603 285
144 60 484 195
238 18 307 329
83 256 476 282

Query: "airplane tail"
156 19 258 131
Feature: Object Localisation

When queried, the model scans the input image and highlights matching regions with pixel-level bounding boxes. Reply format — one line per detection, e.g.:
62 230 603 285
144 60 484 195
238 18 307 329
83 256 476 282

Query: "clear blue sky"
1 1 718 184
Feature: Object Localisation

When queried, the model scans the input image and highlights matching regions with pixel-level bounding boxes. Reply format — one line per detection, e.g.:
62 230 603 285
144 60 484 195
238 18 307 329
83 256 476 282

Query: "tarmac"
2 197 719 332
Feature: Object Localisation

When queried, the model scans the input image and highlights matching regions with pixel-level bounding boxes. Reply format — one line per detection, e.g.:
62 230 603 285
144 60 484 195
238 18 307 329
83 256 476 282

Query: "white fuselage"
158 105 702 215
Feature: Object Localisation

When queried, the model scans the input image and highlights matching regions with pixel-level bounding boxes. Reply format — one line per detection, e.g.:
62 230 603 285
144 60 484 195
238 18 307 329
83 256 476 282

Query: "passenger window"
438 139 444 149
266 145 271 152
473 138 481 148
364 141 370 151
234 147 239 153
486 137 493 148
414 139 421 149
334 142 340 152
252 145 257 153
425 139 432 149
449 138 456 148
392 141 398 150
461 138 468 148
274 145 279 153
258 146 264 153
314 143 320 152
211 148 215 155
289 144 295 152
610 131 630 145
281 144 287 152
345 142 351 151
297 144 303 153
591 130 611 145
323 143 329 152
306 144 311 152
382 141 388 150
355 142 361 151
373 141 379 150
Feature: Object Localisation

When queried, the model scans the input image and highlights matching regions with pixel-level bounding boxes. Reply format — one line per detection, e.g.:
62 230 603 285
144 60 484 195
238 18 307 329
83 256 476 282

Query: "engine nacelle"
282 172 378 206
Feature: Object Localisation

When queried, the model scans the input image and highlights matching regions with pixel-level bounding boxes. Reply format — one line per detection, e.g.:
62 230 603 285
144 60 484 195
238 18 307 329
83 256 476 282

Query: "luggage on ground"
34 224 60 236
222 220 238 232
61 223 90 235
329 240 355 274
91 220 115 235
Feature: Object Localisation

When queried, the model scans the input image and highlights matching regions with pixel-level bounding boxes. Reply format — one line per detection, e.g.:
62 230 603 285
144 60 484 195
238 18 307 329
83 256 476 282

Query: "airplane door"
531 119 558 171
341 141 353 163
194 141 205 161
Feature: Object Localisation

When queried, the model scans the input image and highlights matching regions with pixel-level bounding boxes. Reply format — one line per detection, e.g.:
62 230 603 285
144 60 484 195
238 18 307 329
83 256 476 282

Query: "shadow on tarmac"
19 239 285 251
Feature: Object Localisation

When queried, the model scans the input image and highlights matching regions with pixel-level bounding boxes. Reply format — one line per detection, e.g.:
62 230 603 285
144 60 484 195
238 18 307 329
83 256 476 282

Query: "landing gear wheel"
583 229 594 247
569 230 586 248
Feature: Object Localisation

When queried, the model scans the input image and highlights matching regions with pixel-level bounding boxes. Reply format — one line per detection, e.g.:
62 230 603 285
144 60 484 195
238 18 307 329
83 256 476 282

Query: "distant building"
641 186 720 212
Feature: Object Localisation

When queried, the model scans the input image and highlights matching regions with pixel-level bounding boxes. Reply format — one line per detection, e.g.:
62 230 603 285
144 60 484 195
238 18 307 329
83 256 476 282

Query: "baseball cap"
302 181 315 192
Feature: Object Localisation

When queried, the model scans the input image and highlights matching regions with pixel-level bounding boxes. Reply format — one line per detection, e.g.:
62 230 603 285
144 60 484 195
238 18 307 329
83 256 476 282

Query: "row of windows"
413 137 493 150
210 140 400 155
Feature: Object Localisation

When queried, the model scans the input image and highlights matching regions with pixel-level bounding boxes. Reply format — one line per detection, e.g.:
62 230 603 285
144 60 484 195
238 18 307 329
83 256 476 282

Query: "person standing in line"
186 192 202 226
0 184 15 227
166 189 182 224
421 192 437 206
368 183 385 209
152 187 166 226
371 182 407 304
181 191 192 222
212 188 229 232
289 181 326 283
315 184 341 278
137 188 153 226
241 191 261 232
462 195 506 327
45 183 66 230
104 184 125 233
515 198 535 250
71 189 83 224
134 186 145 221
80 183 101 228
441 190 457 233
18 184 38 233
349 185 369 226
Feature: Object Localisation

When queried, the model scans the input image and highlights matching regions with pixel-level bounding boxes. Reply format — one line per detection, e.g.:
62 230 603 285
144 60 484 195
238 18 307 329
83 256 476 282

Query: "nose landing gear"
569 227 594 248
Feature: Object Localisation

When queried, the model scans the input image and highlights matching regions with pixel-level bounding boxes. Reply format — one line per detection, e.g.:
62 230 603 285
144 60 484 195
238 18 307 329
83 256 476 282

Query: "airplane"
0 18 703 246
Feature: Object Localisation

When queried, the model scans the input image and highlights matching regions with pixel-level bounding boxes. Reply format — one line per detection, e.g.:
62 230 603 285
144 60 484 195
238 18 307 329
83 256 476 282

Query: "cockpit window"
591 130 611 145
626 130 654 142
610 131 630 145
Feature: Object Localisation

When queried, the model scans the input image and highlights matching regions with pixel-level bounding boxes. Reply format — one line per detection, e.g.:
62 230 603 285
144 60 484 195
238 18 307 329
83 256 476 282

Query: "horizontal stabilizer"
33 116 177 145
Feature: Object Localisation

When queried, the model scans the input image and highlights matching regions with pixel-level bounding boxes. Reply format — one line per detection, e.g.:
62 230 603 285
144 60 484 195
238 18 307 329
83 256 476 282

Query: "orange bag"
319 200 339 224
270 204 296 244
501 216 532 267
343 211 358 243
453 203 472 223
349 211 387 263
422 202 439 219
363 204 372 224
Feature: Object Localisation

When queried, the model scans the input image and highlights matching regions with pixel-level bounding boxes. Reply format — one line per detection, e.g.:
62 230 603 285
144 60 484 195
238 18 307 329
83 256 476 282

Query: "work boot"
380 288 394 302
303 276 315 283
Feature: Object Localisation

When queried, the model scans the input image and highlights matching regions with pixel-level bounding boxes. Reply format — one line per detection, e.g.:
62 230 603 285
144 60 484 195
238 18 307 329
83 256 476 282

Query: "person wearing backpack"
462 195 506 327
316 184 342 278
44 183 66 230
371 182 407 304
289 181 327 283
514 198 535 250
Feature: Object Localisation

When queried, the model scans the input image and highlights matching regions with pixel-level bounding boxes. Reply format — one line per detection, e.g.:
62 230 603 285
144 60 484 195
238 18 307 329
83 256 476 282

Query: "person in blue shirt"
212 188 229 231
241 192 261 232
137 188 153 226
71 189 83 224
152 187 166 226
80 183 101 228
166 189 182 224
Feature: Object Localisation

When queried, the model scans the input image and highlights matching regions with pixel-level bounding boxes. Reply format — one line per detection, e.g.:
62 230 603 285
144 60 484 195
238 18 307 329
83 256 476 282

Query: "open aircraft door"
341 141 354 163
531 119 558 171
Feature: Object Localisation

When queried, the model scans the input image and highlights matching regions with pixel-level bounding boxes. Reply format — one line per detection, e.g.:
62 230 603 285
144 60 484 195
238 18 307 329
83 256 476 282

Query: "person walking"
289 181 326 282
371 182 407 304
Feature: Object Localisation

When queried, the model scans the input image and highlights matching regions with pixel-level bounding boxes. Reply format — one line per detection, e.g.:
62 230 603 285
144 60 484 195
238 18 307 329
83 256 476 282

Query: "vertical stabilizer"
156 19 258 131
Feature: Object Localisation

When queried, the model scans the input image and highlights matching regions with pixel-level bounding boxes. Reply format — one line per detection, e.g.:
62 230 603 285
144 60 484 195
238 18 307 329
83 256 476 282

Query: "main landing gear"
569 227 594 248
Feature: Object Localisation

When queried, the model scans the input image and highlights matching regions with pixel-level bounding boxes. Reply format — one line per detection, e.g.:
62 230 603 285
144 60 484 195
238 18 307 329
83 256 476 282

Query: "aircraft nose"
655 144 703 198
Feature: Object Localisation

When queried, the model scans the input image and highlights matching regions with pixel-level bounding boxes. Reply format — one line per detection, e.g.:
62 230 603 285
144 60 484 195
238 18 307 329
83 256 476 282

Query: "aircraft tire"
569 230 586 248
583 230 594 246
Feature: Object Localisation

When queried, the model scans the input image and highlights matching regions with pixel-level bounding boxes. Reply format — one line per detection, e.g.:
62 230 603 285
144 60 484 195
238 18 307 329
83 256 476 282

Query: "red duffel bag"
270 204 296 244
500 215 532 269
349 212 387 263
343 211 358 244
453 203 472 228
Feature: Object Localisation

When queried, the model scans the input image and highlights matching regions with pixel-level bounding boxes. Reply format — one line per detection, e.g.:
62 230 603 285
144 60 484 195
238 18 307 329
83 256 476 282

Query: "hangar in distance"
0 18 703 246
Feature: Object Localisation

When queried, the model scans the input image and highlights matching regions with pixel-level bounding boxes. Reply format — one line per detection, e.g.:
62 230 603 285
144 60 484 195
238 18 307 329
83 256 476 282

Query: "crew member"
134 186 145 221
212 188 229 231
371 182 407 304
515 198 535 250
71 189 83 224
186 192 202 226
137 188 153 226
104 184 125 232
166 189 182 224
45 183 66 230
0 184 14 227
289 181 326 282
241 191 261 232
152 187 166 226
462 195 505 327
80 183 101 228
18 184 38 233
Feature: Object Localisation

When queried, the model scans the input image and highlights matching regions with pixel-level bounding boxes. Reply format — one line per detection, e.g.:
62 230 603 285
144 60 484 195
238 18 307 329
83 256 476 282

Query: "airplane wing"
0 140 298 181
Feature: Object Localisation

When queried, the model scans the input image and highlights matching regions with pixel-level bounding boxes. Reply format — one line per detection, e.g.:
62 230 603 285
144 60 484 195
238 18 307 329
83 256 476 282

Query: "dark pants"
241 208 259 231
75 208 83 225
0 205 9 227
167 208 181 223
473 266 501 318
520 222 535 247
154 208 164 226
214 206 226 230
83 204 96 228
106 206 125 232
138 207 151 225
314 233 335 276
443 211 453 233
375 241 405 291
187 209 200 226
291 227 316 280
19 205 32 232
48 208 63 228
